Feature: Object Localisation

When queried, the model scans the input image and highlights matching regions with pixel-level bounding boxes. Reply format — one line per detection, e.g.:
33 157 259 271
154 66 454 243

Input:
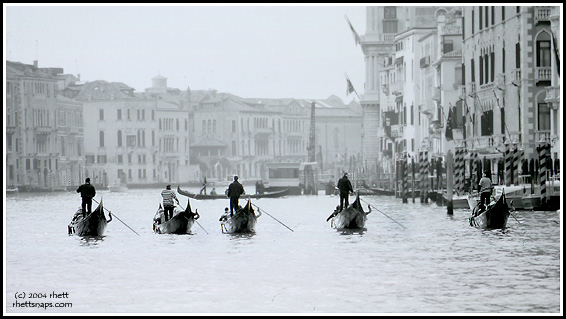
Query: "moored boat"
68 199 112 236
469 191 511 229
153 200 200 234
177 185 289 200
219 199 261 233
108 180 128 192
327 194 371 230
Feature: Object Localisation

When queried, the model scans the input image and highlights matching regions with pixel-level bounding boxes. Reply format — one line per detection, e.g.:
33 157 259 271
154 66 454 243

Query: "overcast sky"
5 4 367 102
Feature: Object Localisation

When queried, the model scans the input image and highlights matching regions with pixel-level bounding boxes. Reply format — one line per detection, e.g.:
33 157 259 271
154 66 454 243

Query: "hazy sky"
5 4 367 102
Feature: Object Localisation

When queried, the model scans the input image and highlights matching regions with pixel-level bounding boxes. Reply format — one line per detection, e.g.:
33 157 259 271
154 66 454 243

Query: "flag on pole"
345 74 360 99
344 15 361 46
445 106 454 141
347 78 355 95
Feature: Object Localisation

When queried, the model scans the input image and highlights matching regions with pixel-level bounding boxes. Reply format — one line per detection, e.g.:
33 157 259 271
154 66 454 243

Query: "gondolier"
337 172 354 211
478 171 493 210
76 178 96 215
227 176 245 215
161 184 180 222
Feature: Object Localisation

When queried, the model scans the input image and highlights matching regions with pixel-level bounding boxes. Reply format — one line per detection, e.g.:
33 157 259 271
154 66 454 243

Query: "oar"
360 198 406 229
509 212 523 226
250 202 294 232
92 198 140 236
178 204 209 234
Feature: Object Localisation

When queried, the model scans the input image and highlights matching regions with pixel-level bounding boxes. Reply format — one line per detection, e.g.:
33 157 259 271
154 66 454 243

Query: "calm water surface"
4 188 562 314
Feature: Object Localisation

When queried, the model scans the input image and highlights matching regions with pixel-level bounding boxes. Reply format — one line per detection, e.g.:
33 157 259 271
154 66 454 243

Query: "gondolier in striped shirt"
478 171 493 209
161 184 180 221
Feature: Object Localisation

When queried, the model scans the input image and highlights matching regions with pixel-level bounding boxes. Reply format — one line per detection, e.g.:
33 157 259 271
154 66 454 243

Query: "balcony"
534 6 552 24
535 130 551 143
512 69 522 84
545 86 560 108
441 25 462 35
535 67 552 82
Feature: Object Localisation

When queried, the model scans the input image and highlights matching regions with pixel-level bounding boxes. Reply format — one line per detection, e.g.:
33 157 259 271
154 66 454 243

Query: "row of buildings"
357 6 560 185
5 61 364 191
5 5 561 192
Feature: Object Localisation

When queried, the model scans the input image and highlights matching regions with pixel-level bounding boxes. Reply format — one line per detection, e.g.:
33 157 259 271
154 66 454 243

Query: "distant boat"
108 180 128 192
68 199 112 236
6 185 19 194
219 199 261 233
327 194 371 230
469 192 511 229
177 185 289 200
153 199 200 234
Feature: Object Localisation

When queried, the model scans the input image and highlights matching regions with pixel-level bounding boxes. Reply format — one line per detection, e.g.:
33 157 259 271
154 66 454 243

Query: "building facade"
6 60 85 191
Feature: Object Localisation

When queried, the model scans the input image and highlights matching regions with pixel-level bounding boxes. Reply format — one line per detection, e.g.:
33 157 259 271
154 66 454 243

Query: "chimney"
33 60 38 68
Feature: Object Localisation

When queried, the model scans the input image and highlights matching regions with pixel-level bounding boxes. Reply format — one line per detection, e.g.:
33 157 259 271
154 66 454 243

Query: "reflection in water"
228 232 256 240
5 189 561 313
77 235 105 247
337 228 366 235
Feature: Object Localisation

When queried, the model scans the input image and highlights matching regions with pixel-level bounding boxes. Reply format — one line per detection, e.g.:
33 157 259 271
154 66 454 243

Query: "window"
99 131 105 147
232 120 236 132
478 7 483 31
481 110 493 136
117 130 122 147
472 9 475 34
99 109 104 121
471 58 475 82
384 6 396 19
538 103 550 130
117 109 122 120
490 51 495 82
537 40 551 67
383 21 397 34
479 56 484 84
443 39 454 53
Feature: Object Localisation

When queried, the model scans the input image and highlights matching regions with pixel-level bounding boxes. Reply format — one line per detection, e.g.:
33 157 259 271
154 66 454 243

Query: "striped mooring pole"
504 140 512 186
537 140 550 204
512 141 519 185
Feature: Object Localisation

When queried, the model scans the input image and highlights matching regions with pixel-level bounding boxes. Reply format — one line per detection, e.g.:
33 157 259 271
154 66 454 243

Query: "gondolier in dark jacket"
161 184 180 222
77 178 96 215
337 172 354 211
478 171 493 209
227 176 245 215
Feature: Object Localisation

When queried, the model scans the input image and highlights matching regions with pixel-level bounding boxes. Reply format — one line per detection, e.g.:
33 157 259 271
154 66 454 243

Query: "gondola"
153 199 200 234
469 191 511 229
219 199 261 233
177 185 289 200
68 199 112 236
327 194 371 230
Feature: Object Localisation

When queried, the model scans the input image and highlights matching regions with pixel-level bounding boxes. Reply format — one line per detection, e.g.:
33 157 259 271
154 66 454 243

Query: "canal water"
4 187 562 314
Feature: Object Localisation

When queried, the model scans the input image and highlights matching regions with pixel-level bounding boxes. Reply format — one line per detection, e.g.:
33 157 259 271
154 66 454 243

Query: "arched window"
536 32 551 67
213 119 217 133
202 120 206 133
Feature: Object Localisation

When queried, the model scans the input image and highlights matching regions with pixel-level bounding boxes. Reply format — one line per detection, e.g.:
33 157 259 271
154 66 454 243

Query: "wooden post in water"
411 157 415 203
402 156 408 204
446 150 454 215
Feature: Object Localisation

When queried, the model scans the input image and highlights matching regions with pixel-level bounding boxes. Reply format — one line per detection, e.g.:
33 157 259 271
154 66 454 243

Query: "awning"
395 56 404 65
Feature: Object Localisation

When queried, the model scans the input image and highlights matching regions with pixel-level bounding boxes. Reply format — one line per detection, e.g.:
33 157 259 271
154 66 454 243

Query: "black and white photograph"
4 3 562 315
